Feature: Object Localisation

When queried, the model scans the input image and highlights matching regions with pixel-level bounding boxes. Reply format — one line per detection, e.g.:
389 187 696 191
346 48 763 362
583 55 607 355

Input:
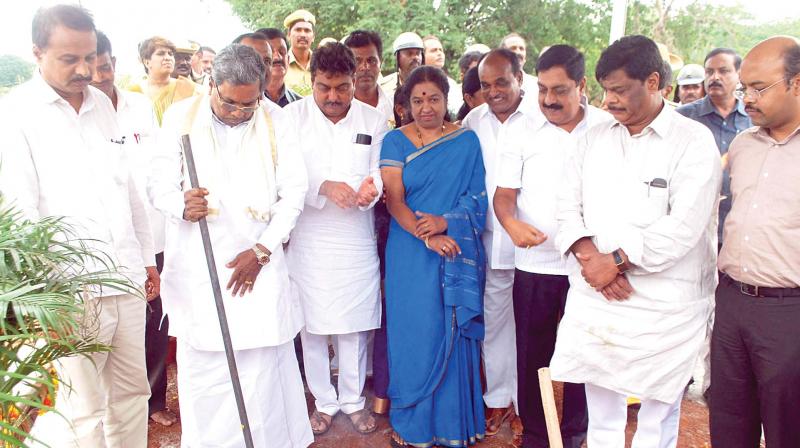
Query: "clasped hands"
182 187 266 297
414 211 461 259
574 251 633 302
320 178 379 209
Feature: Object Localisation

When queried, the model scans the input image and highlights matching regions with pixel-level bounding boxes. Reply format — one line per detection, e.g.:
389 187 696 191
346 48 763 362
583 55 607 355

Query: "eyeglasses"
214 83 260 113
734 78 785 100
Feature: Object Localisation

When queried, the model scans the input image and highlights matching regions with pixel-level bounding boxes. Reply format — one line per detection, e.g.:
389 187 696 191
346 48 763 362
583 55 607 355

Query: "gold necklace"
415 123 446 146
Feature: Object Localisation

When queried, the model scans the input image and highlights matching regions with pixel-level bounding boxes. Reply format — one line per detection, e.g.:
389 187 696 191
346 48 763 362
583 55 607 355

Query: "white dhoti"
29 293 149 448
301 330 368 415
585 383 681 448
177 340 313 448
482 266 518 409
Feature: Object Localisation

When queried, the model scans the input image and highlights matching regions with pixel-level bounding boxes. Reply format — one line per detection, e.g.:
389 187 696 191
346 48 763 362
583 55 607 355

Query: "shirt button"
744 236 750 242
743 267 749 272
723 121 727 125
753 204 758 209
722 140 727 145
764 172 769 177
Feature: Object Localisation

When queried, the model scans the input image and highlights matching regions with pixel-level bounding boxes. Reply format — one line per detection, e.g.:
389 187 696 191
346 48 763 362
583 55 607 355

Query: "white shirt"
461 92 541 269
0 73 153 288
522 73 539 97
549 104 722 402
496 103 612 275
149 96 308 351
447 76 463 118
115 87 166 254
284 97 387 334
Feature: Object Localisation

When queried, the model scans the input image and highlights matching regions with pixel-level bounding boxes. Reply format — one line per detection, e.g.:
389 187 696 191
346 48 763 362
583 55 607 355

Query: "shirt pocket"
350 143 372 177
630 179 669 227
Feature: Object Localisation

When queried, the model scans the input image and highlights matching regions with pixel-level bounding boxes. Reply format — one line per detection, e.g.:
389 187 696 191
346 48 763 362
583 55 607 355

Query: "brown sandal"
347 408 377 434
485 405 514 436
309 409 333 435
390 430 409 447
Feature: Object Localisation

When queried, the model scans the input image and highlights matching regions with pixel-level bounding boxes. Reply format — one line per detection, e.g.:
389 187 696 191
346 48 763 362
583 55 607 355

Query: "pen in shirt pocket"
110 136 126 145
643 177 667 197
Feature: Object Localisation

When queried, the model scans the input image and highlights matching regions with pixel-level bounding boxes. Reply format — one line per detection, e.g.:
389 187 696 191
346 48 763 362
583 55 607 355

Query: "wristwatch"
612 249 628 273
252 245 271 266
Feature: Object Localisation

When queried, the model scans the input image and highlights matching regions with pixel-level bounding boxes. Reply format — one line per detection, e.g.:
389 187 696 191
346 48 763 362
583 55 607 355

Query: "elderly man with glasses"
147 43 313 447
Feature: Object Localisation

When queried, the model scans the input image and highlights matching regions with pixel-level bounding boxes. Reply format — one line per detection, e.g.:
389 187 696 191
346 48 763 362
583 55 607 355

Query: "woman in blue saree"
380 66 488 447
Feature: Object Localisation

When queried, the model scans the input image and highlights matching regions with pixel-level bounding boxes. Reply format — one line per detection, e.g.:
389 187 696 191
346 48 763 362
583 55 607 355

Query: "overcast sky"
2 0 798 77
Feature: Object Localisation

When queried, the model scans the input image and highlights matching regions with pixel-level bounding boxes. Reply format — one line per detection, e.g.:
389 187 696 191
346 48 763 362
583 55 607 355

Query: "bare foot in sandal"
346 408 376 434
309 409 333 435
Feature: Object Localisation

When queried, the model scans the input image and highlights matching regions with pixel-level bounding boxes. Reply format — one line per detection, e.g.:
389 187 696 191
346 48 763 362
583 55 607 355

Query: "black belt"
723 274 800 298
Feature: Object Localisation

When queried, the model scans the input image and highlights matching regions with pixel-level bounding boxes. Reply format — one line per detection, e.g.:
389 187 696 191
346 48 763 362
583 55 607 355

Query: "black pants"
513 270 587 448
710 276 800 448
145 252 170 415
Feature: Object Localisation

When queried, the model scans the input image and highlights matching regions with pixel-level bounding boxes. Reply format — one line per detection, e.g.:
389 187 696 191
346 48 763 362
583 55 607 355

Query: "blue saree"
380 128 488 447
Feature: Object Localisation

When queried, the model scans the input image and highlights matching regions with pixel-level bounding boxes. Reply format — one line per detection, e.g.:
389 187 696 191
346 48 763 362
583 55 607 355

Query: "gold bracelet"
424 236 431 249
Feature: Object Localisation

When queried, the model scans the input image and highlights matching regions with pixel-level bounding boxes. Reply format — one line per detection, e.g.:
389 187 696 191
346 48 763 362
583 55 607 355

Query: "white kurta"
148 95 308 352
551 104 722 403
284 97 388 335
116 87 166 254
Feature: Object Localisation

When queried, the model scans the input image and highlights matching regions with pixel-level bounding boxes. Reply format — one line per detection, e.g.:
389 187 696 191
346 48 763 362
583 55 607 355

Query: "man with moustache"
677 48 751 241
494 45 612 448
423 34 463 117
257 27 302 107
284 9 316 96
171 40 198 81
344 30 394 124
380 32 424 99
674 63 705 105
710 36 800 448
461 48 537 441
549 35 721 446
0 5 156 446
285 42 387 436
148 44 312 447
91 30 177 428
500 32 538 95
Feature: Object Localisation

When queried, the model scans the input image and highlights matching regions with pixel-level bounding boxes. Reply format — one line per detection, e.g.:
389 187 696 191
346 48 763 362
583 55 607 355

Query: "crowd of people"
1 3 798 448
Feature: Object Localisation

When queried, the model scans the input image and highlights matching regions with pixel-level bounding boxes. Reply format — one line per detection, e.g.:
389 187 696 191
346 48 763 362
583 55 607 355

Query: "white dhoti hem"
301 330 367 415
28 294 149 448
177 340 313 448
482 267 518 409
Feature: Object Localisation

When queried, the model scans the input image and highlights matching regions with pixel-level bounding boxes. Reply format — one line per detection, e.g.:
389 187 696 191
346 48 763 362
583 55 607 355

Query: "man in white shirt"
285 42 387 436
0 5 156 446
550 35 721 447
148 44 313 447
90 30 176 427
494 45 612 448
344 30 395 126
462 48 534 438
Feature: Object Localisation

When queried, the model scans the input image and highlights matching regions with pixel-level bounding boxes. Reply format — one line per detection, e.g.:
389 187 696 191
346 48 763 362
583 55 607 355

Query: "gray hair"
211 44 266 90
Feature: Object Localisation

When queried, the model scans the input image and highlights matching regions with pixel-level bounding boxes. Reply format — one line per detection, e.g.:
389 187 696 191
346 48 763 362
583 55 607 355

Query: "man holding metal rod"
148 44 313 447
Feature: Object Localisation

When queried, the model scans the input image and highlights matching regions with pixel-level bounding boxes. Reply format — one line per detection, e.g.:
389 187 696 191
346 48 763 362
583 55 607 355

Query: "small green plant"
0 197 139 447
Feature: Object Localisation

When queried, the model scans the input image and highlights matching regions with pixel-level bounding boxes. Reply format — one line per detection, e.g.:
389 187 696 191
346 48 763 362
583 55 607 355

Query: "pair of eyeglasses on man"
214 83 261 113
733 78 785 100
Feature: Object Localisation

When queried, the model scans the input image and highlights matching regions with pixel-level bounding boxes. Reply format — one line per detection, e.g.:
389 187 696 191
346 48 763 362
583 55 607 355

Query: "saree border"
405 128 468 165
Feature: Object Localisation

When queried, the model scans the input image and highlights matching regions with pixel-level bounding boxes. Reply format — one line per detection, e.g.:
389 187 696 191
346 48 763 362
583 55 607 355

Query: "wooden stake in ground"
538 367 564 448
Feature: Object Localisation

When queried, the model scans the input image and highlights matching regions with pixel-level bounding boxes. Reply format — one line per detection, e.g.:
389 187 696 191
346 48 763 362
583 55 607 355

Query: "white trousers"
177 340 313 448
29 294 149 448
482 267 517 409
585 383 681 448
301 329 367 415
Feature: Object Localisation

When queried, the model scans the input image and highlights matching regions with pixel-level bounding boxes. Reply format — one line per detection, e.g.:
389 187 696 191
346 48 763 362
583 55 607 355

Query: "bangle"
424 236 431 249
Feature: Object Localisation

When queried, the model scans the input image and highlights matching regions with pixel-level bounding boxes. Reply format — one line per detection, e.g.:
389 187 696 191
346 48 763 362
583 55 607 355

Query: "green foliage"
0 56 34 89
227 0 799 102
0 197 138 446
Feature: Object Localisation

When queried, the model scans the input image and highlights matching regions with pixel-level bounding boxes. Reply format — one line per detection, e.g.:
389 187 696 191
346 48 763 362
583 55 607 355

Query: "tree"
226 0 797 103
0 56 34 89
